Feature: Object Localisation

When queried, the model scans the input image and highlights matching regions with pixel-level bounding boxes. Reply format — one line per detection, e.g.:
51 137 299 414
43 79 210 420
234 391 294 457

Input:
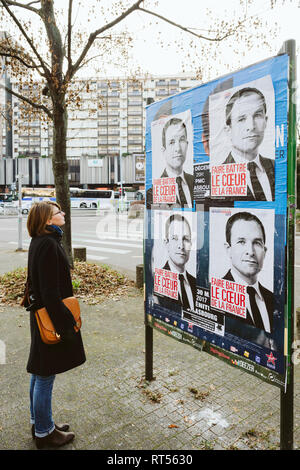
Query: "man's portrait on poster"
153 212 197 313
151 110 194 208
209 76 275 201
210 208 274 335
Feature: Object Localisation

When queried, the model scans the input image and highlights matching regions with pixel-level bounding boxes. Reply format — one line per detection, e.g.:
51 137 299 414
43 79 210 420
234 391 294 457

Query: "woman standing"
25 201 86 449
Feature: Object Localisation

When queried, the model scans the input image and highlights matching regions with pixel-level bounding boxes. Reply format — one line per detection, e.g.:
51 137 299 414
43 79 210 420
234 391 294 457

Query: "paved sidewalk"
0 249 299 451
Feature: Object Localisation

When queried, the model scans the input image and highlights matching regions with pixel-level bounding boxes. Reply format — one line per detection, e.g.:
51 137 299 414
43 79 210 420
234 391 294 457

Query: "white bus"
70 188 115 210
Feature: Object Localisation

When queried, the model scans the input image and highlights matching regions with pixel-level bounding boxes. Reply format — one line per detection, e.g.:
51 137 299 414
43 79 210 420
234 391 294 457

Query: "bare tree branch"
0 50 44 71
0 83 53 119
137 6 242 42
0 0 50 78
3 0 41 15
67 0 73 69
68 0 144 82
39 0 66 99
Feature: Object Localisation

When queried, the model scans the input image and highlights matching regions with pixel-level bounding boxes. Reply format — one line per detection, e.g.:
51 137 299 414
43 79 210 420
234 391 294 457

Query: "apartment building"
1 74 200 190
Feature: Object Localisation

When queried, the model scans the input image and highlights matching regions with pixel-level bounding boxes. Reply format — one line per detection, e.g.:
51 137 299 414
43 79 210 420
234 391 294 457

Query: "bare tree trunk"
52 103 72 265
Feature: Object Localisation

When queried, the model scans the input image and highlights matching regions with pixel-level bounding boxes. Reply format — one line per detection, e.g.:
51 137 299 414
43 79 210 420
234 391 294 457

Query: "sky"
123 0 300 79
1 1 299 83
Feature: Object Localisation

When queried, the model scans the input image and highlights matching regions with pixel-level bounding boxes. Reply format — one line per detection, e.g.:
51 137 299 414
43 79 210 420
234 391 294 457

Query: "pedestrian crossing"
8 229 143 267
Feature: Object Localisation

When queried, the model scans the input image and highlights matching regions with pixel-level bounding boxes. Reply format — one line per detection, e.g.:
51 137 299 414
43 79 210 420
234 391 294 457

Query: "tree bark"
52 102 72 265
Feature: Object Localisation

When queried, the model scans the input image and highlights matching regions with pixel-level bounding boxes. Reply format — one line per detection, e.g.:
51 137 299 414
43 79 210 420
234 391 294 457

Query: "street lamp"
16 170 28 251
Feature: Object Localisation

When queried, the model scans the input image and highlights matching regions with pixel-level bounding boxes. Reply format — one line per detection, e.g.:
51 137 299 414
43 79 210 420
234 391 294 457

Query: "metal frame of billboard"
143 40 296 450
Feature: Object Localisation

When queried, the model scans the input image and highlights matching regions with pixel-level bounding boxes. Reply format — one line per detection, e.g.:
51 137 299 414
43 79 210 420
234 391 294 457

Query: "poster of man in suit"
145 54 289 387
151 110 194 208
209 207 274 336
152 211 197 313
209 76 275 200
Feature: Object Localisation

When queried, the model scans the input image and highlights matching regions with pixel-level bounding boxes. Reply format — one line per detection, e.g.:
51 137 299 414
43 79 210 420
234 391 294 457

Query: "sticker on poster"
182 286 225 336
193 162 210 200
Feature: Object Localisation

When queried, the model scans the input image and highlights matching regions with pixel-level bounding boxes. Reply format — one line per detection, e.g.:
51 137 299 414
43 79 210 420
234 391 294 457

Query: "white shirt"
231 151 273 201
164 169 192 207
168 259 194 311
231 267 271 333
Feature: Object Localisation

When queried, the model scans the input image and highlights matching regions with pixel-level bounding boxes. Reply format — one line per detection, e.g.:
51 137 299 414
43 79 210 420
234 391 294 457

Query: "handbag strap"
20 277 30 307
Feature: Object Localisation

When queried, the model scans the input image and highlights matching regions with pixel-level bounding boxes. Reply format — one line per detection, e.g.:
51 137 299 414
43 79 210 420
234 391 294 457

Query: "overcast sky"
1 0 299 82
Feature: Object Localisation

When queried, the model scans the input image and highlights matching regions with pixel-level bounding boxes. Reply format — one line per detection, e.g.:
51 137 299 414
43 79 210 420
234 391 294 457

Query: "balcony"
108 110 119 117
156 90 168 96
128 119 142 125
128 101 142 106
128 91 142 96
128 129 142 135
108 130 120 136
128 110 142 116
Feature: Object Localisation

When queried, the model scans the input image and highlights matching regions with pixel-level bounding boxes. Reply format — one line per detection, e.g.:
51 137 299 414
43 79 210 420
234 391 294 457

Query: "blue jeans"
30 374 56 438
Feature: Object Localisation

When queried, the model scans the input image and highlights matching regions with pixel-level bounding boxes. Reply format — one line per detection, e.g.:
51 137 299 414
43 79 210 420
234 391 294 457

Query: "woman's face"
47 206 65 227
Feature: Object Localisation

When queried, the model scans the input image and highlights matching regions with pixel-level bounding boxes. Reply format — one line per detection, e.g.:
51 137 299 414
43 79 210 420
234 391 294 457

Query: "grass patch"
0 261 135 306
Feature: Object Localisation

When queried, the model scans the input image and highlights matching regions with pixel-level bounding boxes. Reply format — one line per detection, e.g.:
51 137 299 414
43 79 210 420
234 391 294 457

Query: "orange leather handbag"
35 297 82 345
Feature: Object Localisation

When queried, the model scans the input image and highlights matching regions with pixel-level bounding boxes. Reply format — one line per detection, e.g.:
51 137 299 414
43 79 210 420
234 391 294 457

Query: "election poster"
152 210 197 310
209 75 275 200
144 53 290 390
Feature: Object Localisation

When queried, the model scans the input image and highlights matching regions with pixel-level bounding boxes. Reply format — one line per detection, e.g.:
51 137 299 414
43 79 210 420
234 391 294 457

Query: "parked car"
11 200 32 214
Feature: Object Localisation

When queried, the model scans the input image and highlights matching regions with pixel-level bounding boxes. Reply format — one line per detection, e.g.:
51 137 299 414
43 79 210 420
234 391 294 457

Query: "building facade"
0 74 200 192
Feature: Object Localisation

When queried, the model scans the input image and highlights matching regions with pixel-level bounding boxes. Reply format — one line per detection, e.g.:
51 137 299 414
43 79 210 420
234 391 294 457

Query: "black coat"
26 228 86 376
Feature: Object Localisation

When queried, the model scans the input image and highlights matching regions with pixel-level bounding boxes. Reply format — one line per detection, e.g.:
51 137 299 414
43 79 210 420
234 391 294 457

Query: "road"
0 210 299 307
0 210 144 278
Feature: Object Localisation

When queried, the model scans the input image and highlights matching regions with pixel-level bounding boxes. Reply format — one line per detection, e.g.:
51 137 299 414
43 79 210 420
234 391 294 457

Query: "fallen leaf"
0 261 135 306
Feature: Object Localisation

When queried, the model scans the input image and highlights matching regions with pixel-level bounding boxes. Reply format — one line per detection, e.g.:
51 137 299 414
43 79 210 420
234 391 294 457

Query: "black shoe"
35 428 75 449
32 422 70 439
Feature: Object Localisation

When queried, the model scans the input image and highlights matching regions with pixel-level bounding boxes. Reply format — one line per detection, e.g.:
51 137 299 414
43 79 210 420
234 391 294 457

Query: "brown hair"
27 201 61 238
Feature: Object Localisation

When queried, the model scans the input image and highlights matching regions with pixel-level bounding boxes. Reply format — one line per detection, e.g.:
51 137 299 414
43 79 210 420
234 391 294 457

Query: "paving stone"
0 255 299 451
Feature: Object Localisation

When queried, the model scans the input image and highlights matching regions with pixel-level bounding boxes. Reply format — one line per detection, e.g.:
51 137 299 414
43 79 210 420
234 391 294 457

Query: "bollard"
73 247 86 261
136 264 144 288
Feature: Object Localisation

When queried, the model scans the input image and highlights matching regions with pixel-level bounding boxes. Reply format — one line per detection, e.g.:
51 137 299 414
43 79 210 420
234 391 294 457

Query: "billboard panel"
145 54 289 389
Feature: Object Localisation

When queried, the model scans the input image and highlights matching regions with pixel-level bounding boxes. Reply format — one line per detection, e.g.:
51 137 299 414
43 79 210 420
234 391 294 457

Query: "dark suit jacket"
222 153 275 201
146 169 194 209
223 269 274 333
155 261 197 312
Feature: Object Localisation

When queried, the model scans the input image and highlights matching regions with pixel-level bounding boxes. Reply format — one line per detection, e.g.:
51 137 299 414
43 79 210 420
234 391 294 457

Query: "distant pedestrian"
24 201 86 449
